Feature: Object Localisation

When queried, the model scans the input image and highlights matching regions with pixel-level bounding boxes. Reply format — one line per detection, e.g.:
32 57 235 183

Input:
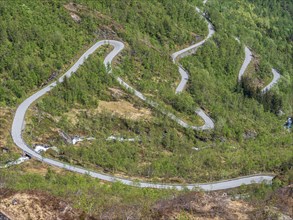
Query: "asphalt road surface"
238 46 253 82
171 6 215 130
11 3 276 191
262 68 281 93
236 41 281 90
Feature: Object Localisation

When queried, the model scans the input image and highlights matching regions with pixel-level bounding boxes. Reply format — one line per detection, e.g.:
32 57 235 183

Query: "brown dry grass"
0 189 94 220
97 100 152 120
0 193 56 220
64 2 124 33
63 99 152 126
64 2 87 13
152 186 293 220
153 191 254 220
22 160 63 177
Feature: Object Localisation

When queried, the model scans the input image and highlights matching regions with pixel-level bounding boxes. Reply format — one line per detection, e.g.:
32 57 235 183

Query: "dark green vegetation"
0 0 292 218
24 52 207 182
18 0 292 184
240 76 283 114
0 1 93 106
0 0 206 107
205 0 293 110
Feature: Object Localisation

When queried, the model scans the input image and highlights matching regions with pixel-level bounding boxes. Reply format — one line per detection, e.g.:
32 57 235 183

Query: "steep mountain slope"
14 0 291 185
0 0 206 106
0 0 292 218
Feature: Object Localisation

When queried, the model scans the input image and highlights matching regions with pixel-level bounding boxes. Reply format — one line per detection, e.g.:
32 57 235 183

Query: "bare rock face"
64 3 82 23
70 12 81 23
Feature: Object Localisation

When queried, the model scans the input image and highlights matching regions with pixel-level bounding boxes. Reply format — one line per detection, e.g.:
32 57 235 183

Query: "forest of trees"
1 0 291 183
240 76 283 114
0 0 292 217
205 0 293 109
0 0 207 106
0 1 92 105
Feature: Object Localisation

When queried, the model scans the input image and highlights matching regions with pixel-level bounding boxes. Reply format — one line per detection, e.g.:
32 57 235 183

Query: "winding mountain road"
10 2 276 191
236 41 281 91
171 6 215 130
262 68 281 93
238 46 253 82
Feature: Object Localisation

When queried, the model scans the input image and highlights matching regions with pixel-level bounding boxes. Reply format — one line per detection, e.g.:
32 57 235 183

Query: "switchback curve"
236 42 281 92
11 39 274 191
11 3 275 191
171 6 215 130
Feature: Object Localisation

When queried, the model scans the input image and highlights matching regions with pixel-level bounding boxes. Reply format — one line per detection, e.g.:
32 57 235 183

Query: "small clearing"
63 100 152 125
97 100 152 120
64 2 124 33
70 12 81 23
64 2 86 13
64 3 83 23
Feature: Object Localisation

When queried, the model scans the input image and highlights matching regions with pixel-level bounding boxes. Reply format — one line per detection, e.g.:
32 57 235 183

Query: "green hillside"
0 0 292 218
0 0 206 106
16 0 292 183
